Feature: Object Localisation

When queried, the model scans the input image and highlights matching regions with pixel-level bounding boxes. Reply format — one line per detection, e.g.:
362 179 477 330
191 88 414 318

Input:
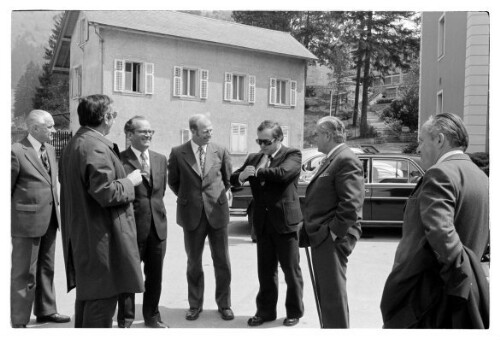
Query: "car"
230 147 425 232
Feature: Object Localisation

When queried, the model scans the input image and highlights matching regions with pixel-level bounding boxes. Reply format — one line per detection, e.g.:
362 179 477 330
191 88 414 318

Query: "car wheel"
247 203 257 242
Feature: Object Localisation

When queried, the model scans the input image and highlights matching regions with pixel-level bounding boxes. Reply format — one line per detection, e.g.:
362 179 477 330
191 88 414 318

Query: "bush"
402 141 418 154
337 110 353 121
306 86 316 97
376 98 394 104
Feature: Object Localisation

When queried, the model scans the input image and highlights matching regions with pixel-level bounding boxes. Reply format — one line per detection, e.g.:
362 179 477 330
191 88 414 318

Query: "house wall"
419 12 467 126
70 20 307 167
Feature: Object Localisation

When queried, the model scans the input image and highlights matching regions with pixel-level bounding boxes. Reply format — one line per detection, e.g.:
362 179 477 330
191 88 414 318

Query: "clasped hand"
239 165 256 182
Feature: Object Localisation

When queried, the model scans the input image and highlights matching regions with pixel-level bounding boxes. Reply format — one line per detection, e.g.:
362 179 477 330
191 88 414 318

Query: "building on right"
419 11 489 153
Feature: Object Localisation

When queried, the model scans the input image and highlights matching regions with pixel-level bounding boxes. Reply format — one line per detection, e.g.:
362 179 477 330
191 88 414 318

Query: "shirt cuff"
330 231 337 241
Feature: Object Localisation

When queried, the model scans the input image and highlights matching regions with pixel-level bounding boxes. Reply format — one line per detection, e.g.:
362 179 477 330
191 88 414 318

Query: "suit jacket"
120 147 168 242
11 137 60 238
303 144 364 247
59 127 144 300
230 146 303 235
167 141 232 230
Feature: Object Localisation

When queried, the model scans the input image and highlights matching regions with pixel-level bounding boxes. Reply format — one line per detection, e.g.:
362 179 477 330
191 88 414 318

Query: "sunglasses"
255 138 275 146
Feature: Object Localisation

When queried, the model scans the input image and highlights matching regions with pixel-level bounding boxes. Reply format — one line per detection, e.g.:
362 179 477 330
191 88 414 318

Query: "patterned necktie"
140 152 151 183
198 146 206 177
40 143 50 173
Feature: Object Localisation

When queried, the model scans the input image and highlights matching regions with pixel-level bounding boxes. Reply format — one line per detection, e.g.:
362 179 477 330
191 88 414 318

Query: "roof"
51 10 317 72
86 11 317 60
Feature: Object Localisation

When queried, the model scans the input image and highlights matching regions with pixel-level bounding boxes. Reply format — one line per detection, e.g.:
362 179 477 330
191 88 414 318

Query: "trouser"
74 296 118 328
183 210 231 309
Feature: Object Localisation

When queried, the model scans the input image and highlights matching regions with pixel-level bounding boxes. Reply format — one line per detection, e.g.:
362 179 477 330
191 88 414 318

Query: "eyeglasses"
107 111 118 118
255 138 275 146
135 129 155 135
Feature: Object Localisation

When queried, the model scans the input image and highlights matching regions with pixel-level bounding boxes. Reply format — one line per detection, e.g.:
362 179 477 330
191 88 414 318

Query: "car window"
409 161 422 183
372 159 409 184
300 155 325 183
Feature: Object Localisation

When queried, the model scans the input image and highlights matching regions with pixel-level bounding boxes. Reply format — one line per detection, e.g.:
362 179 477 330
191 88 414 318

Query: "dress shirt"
27 134 44 157
191 140 207 175
433 150 465 168
256 144 282 175
131 146 150 168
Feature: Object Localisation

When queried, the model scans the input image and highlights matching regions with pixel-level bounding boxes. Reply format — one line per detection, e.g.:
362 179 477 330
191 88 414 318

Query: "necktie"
40 143 50 173
198 146 206 177
140 152 151 183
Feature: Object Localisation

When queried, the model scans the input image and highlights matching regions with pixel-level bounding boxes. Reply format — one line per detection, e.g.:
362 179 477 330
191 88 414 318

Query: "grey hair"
424 112 469 150
124 115 148 134
26 110 51 132
189 113 210 131
317 116 346 143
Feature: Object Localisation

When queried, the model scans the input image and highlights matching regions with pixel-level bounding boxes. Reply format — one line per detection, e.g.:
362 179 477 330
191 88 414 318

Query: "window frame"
71 65 82 99
269 77 297 107
114 59 154 95
173 66 208 100
438 13 446 60
223 72 255 104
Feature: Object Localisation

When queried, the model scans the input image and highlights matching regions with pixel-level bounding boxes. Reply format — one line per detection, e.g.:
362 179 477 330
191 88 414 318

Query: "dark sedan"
230 148 424 229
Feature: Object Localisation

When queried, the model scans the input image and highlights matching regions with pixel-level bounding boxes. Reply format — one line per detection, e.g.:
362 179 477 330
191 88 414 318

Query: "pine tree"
13 61 42 124
32 12 69 129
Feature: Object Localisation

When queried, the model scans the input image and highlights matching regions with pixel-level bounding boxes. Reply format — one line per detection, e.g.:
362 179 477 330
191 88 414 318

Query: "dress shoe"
218 308 234 321
36 313 71 323
118 320 133 328
185 307 202 321
145 319 168 328
12 324 26 328
247 315 275 326
283 317 300 326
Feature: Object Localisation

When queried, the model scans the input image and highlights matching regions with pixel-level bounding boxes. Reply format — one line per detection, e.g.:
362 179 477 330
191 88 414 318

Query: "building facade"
419 11 489 152
52 11 316 166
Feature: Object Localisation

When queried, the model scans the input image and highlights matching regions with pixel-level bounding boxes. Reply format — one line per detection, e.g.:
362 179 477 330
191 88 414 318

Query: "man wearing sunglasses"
230 120 304 327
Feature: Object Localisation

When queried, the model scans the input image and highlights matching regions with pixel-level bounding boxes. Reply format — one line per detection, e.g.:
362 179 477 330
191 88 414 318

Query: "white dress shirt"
27 134 44 157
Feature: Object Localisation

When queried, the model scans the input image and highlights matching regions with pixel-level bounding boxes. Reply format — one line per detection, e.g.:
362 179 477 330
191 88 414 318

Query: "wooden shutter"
224 72 233 101
239 124 247 152
145 63 154 94
248 75 256 103
269 78 277 105
173 66 182 97
290 80 297 107
114 59 125 92
200 69 209 99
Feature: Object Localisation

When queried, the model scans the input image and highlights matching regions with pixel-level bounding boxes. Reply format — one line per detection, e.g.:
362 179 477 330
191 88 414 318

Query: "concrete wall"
70 16 307 167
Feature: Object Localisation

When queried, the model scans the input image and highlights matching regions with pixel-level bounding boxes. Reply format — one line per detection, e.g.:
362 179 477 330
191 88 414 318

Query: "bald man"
11 110 70 327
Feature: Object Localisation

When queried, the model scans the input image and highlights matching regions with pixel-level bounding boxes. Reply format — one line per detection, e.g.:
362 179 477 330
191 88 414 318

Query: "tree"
13 61 42 123
32 12 69 129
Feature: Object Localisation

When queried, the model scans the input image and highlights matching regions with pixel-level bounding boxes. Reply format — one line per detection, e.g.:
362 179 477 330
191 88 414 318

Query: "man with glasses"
117 116 168 328
59 95 144 327
231 120 304 327
11 110 71 327
167 113 234 322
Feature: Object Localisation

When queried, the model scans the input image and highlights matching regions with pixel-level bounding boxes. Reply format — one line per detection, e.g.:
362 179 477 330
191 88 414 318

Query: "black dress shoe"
283 318 300 326
247 315 275 326
145 319 168 328
36 313 71 323
185 307 202 321
218 308 234 321
12 324 26 328
118 320 133 328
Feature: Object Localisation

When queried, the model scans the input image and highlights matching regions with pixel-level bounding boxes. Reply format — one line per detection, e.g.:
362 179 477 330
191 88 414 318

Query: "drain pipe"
93 24 105 94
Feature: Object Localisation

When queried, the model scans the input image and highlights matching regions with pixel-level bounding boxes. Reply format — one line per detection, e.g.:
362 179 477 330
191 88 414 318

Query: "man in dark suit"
117 116 168 328
231 120 304 327
11 110 71 328
59 95 144 328
302 116 364 328
380 113 489 328
167 114 234 321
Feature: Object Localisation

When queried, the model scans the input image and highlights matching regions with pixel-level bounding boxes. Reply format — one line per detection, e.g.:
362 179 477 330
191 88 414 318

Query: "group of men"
11 93 489 329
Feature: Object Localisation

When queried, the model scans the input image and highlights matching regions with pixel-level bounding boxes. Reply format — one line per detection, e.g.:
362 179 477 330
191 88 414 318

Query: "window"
372 159 408 184
181 129 191 144
173 66 209 99
438 13 445 59
79 18 88 45
71 65 82 99
114 59 154 94
282 126 289 146
224 72 255 103
230 123 247 154
437 90 443 114
269 78 297 107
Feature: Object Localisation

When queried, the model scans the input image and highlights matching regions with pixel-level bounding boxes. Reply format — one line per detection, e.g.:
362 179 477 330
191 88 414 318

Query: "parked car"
230 147 424 231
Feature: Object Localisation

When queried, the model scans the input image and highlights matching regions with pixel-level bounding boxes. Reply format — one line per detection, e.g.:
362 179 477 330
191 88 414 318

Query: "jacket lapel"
181 142 201 177
123 147 142 171
269 145 287 167
21 138 51 183
309 144 347 186
202 144 218 178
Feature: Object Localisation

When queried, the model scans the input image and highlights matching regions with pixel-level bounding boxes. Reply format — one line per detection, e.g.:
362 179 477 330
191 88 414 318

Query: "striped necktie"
40 143 50 173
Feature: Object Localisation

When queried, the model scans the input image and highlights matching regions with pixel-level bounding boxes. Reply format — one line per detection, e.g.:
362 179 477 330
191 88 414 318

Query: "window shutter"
114 59 125 92
173 66 182 97
290 80 297 107
224 72 233 101
282 126 289 146
145 63 154 94
248 75 256 103
240 124 247 152
269 78 277 105
200 69 209 99
230 124 239 152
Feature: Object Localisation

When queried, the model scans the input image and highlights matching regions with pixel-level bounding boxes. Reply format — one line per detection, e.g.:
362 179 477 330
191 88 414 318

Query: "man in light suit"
302 116 364 328
117 116 168 328
11 110 70 328
380 113 489 328
231 120 304 327
167 114 234 321
59 94 144 328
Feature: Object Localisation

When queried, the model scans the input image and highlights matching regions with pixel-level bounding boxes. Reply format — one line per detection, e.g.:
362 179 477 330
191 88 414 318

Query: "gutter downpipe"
94 24 105 94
